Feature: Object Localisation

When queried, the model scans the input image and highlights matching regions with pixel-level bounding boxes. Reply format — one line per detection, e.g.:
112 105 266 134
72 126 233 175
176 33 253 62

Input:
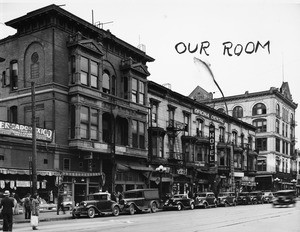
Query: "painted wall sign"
177 168 187 175
0 121 53 142
194 108 225 124
209 123 216 167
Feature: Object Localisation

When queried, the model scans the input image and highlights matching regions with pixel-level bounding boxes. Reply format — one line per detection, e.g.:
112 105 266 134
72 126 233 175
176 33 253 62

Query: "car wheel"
190 203 195 210
112 206 120 216
151 202 158 213
177 204 182 211
87 208 96 218
224 202 229 207
203 203 208 209
233 201 237 206
72 213 79 219
214 202 217 208
129 204 135 215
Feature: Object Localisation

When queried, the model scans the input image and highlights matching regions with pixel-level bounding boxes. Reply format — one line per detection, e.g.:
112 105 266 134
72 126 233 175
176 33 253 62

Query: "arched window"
102 71 110 93
252 103 266 115
276 104 280 117
253 118 267 132
232 106 243 118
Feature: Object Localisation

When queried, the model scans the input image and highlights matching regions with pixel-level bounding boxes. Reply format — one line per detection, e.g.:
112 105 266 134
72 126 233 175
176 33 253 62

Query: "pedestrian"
24 193 32 219
57 193 65 215
31 193 40 230
0 190 14 232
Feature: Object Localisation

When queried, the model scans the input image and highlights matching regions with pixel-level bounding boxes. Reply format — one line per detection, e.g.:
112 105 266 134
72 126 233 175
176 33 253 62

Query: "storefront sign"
209 123 215 167
0 121 53 142
194 109 225 124
177 168 187 175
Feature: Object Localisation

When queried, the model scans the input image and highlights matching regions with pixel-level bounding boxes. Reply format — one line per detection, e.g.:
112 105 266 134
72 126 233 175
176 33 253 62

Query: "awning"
0 168 60 176
129 165 154 172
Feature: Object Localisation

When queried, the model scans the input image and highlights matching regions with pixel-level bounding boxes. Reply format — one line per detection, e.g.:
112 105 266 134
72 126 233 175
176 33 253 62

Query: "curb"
14 216 73 224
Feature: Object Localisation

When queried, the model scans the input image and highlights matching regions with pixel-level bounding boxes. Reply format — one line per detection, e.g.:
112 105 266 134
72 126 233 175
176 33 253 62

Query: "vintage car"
262 191 274 203
237 192 251 205
248 191 265 204
119 189 160 215
163 194 195 211
272 190 297 207
72 192 121 218
194 192 217 208
217 192 237 207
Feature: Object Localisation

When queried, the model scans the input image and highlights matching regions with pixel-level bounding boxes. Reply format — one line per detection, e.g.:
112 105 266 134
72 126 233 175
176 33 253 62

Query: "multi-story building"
148 81 258 197
190 82 298 191
0 4 154 203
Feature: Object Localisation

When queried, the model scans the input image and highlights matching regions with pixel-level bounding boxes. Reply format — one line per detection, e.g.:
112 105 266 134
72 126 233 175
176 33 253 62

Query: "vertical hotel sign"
209 123 215 167
0 121 53 142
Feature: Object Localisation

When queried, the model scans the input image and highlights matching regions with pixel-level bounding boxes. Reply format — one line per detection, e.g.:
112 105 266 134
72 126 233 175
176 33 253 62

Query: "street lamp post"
156 165 167 202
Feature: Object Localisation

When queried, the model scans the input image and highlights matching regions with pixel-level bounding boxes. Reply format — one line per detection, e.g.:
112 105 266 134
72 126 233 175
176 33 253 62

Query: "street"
12 202 300 232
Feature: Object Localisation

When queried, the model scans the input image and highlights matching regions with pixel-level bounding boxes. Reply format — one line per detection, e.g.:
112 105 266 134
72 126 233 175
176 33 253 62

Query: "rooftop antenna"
92 10 94 25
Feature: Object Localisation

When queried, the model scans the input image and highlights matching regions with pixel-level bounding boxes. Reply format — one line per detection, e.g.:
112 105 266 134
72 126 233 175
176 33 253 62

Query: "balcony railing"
166 119 187 132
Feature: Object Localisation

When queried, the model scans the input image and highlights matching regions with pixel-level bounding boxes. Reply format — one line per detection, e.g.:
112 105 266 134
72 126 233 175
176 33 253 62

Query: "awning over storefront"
129 165 154 172
62 171 104 177
0 168 60 176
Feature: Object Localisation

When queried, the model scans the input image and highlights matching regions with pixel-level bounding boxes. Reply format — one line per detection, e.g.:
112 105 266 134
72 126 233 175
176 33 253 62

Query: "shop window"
232 106 243 118
253 118 267 132
63 158 70 171
256 138 267 151
252 103 266 115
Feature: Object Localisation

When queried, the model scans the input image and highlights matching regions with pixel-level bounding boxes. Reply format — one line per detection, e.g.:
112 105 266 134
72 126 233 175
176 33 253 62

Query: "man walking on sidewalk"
24 193 31 219
57 193 65 215
0 190 14 232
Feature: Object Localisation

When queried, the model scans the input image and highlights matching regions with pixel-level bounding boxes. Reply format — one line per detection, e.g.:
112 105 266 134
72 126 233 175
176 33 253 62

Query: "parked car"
194 192 217 208
248 191 264 204
237 192 251 205
72 192 120 218
262 191 274 203
217 192 237 207
119 189 160 215
163 194 195 211
272 190 297 207
39 198 57 211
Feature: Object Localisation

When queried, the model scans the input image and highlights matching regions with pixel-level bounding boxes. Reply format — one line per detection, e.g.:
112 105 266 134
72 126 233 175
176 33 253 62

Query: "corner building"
0 5 154 204
148 81 258 197
190 82 298 191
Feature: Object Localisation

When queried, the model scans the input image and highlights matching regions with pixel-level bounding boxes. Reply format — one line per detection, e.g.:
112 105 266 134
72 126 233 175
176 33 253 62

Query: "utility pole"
31 82 37 195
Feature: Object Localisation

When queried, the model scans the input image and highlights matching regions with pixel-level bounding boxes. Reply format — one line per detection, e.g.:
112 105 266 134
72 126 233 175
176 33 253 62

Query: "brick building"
190 82 298 191
0 4 154 203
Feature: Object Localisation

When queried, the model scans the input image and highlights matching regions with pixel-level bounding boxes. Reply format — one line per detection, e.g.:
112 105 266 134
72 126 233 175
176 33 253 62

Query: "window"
9 106 18 123
63 158 70 171
90 60 98 88
139 81 145 105
131 78 145 105
2 71 6 86
183 112 190 135
256 138 267 151
132 120 145 149
0 155 4 161
80 106 98 140
152 136 163 158
102 72 110 93
276 138 280 152
71 55 76 84
241 133 244 147
150 101 158 126
168 106 175 125
43 159 48 164
232 131 237 145
275 119 280 134
219 127 225 142
10 61 18 90
196 118 204 136
31 52 39 79
252 119 267 132
248 136 253 150
282 123 285 136
233 106 243 118
80 57 88 85
252 103 266 115
257 159 267 171
282 107 288 122
276 104 280 117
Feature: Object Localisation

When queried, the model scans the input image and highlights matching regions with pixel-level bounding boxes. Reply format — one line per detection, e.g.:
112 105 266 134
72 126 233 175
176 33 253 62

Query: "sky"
1 0 300 147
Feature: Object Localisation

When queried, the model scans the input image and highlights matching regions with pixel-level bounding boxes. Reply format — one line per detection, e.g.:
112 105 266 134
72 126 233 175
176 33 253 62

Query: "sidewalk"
12 210 72 224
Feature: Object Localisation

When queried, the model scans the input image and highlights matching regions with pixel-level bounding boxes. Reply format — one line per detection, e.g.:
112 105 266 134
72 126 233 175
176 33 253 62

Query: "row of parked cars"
71 189 297 218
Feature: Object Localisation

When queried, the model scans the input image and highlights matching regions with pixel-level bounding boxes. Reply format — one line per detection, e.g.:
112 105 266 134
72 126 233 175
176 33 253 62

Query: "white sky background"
1 0 300 147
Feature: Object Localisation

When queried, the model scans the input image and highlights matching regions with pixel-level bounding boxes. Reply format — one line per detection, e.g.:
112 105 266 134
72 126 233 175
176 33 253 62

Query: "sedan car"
194 192 217 208
217 192 237 207
237 192 251 205
262 191 274 203
163 194 195 211
72 192 121 218
272 190 297 207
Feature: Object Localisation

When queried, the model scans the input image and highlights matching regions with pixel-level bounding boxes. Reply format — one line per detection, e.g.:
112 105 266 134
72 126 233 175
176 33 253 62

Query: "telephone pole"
31 82 37 195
